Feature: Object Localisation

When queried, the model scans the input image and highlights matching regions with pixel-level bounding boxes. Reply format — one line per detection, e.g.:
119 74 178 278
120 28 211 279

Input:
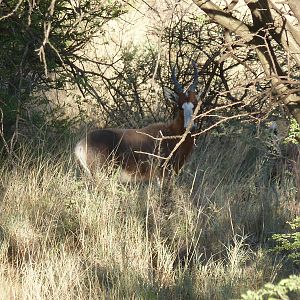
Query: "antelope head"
164 61 201 130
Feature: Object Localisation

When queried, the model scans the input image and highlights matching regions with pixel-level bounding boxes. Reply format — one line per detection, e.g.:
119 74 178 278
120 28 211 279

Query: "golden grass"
0 132 299 299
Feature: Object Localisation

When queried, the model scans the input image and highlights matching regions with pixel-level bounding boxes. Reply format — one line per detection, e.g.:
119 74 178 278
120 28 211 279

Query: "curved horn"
189 60 199 92
171 66 184 93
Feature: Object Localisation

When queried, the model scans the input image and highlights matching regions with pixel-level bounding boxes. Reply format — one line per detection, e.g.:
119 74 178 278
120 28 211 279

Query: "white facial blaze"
182 102 194 128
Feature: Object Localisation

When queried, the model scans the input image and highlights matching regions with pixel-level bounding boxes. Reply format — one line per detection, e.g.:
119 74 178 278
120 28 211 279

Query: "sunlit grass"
0 131 299 299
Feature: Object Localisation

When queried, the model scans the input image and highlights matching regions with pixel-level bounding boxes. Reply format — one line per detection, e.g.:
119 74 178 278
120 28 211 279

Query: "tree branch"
192 0 300 125
192 0 254 42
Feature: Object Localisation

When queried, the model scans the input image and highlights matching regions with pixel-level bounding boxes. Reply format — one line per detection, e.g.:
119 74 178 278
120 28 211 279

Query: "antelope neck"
169 110 190 135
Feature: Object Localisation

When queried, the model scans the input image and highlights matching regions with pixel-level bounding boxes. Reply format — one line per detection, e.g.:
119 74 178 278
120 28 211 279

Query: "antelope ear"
163 87 179 104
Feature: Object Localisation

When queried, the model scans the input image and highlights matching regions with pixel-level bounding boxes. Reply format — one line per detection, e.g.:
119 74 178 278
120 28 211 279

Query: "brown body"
75 111 194 182
75 62 200 182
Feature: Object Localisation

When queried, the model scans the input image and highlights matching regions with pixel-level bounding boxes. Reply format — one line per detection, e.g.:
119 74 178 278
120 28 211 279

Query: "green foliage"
285 118 300 144
241 275 300 300
241 219 300 300
0 0 125 141
271 218 300 265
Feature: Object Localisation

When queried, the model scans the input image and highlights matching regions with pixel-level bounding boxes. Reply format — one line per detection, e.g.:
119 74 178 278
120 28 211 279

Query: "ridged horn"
189 60 199 92
171 66 184 93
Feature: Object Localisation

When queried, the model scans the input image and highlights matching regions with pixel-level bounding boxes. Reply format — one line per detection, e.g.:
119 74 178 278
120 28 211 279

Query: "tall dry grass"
0 128 299 299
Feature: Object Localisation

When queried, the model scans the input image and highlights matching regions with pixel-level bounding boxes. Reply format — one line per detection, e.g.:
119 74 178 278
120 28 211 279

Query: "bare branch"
0 0 24 21
192 0 253 42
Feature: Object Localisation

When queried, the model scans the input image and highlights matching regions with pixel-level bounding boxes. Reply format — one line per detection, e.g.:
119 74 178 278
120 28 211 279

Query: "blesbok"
74 62 201 182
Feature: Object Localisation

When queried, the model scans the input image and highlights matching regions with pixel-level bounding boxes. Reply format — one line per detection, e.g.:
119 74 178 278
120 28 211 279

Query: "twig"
0 0 24 21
